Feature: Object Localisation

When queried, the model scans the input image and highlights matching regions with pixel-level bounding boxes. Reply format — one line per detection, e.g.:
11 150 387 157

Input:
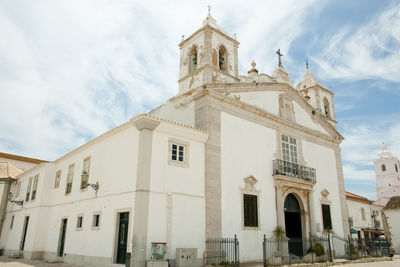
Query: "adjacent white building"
346 191 384 240
1 13 349 266
382 196 400 253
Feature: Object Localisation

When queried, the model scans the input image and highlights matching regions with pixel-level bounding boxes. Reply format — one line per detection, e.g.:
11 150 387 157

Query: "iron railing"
262 234 392 266
272 159 316 183
205 235 239 266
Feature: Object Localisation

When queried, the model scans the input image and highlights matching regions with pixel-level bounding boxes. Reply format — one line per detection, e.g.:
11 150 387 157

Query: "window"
218 45 227 71
243 194 258 227
361 207 366 221
25 177 32 201
92 214 100 229
54 170 61 188
81 157 91 190
282 135 298 164
66 164 74 195
323 97 330 118
322 204 332 230
348 216 353 227
395 164 398 173
189 46 197 73
31 174 39 201
168 140 188 167
10 215 14 229
381 164 386 171
279 94 295 122
76 216 83 229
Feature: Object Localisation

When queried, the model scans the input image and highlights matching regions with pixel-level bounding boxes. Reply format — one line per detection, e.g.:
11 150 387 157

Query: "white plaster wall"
347 200 374 231
147 129 206 260
302 141 345 237
2 125 140 264
221 112 277 261
238 91 281 116
293 102 330 135
150 101 195 127
386 209 400 253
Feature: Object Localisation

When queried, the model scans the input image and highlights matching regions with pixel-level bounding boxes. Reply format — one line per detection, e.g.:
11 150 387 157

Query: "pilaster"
132 117 160 267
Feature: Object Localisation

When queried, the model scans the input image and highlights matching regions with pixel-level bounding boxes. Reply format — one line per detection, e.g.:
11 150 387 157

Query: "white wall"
385 209 400 253
302 140 344 237
221 111 278 261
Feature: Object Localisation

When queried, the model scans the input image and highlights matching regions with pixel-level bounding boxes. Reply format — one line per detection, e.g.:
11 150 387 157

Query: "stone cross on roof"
276 49 283 67
208 5 211 13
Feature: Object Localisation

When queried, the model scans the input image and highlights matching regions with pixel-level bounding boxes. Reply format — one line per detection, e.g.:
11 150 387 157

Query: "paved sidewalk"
0 255 399 267
0 256 78 267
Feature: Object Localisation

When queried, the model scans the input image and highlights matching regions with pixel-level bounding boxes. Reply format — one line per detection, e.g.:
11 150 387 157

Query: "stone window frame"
54 170 61 189
80 156 91 191
25 177 32 202
361 207 366 221
274 128 307 166
65 164 75 195
76 214 84 231
323 97 331 119
279 93 296 123
241 176 260 230
188 45 198 73
320 189 333 231
168 138 189 168
31 174 39 201
92 212 101 230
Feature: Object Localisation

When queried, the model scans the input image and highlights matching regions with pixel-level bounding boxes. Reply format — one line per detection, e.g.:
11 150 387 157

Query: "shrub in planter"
312 242 325 256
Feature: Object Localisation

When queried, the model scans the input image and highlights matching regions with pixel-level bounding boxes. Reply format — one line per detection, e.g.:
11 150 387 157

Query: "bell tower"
296 64 337 127
374 142 400 205
178 12 239 94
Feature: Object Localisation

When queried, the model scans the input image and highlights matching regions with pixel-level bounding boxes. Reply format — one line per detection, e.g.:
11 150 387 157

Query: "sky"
1 0 399 200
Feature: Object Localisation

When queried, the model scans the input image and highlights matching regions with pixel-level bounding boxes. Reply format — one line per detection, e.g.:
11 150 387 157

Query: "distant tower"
178 12 239 94
374 142 400 205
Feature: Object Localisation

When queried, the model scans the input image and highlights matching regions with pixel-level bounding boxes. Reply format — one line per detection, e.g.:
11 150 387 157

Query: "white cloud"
0 0 320 160
312 2 400 82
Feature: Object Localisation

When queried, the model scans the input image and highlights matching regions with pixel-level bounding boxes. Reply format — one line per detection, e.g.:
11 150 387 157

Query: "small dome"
376 142 394 159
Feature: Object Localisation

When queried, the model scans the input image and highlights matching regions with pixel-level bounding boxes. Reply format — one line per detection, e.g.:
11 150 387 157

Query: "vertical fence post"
378 238 382 257
263 234 267 267
309 233 314 263
234 234 239 267
328 234 333 262
386 236 391 257
125 252 131 267
348 235 353 260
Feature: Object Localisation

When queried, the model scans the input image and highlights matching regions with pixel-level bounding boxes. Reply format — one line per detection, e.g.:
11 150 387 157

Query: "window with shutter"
25 177 32 201
66 164 74 195
31 174 39 200
243 194 258 227
322 204 332 230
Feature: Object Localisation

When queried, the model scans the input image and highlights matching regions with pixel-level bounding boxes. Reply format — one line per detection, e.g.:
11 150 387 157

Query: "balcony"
272 159 316 183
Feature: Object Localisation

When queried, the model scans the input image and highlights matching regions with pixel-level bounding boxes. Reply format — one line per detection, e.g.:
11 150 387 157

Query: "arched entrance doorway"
284 193 303 256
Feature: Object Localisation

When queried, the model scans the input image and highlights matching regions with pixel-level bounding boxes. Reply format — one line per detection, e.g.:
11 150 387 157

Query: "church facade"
1 14 349 266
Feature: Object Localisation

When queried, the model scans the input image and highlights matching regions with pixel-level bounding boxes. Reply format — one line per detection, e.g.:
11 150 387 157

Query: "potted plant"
272 225 286 257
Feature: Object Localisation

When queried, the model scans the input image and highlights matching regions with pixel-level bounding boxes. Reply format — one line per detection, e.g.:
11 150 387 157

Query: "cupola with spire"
177 10 239 94
296 60 337 126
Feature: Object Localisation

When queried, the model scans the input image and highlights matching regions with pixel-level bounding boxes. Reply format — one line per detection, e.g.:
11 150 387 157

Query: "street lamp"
7 192 23 206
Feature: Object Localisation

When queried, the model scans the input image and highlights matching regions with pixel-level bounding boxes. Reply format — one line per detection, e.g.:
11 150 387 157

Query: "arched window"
381 164 386 171
323 97 330 118
189 46 198 73
218 45 227 71
395 164 398 173
279 94 295 122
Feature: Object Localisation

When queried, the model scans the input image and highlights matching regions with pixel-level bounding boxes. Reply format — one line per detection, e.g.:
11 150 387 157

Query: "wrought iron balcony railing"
273 159 316 183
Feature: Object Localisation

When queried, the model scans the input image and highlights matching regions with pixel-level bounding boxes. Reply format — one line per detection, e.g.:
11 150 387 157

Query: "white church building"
1 14 349 266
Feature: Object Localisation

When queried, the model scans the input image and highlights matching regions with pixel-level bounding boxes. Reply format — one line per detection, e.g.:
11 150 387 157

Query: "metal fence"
204 235 239 266
262 234 392 266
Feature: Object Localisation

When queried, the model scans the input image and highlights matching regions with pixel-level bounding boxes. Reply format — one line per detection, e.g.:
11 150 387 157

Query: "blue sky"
1 0 399 200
